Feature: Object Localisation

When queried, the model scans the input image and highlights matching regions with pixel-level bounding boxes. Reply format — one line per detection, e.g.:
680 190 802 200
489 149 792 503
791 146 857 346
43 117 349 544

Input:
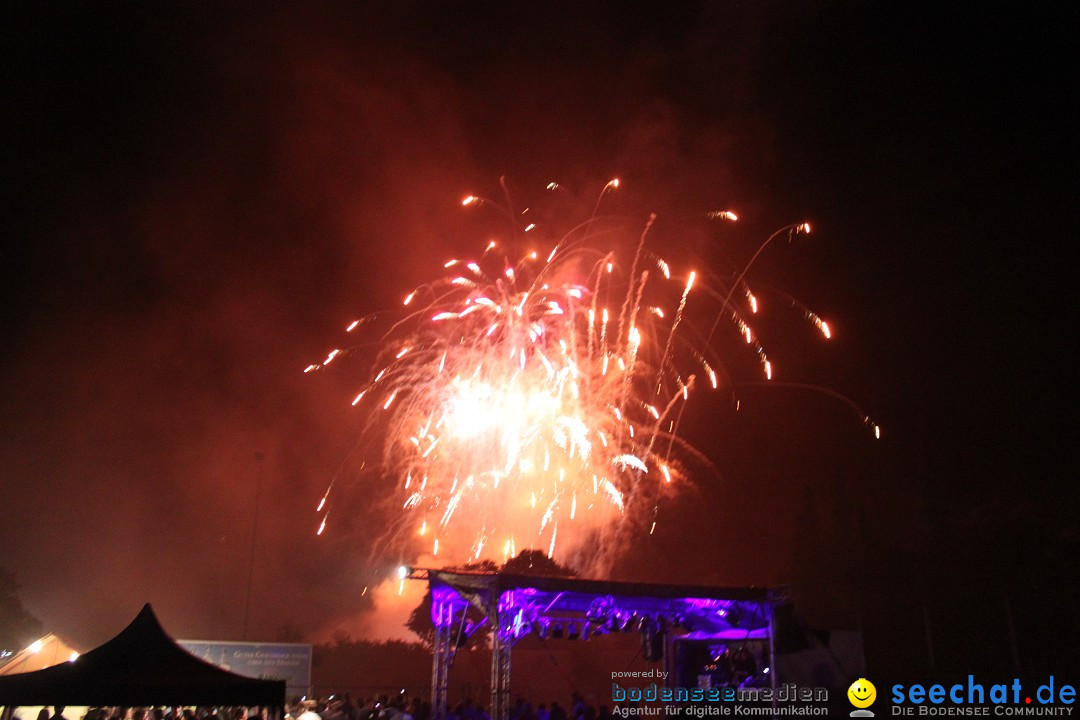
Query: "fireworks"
308 180 876 572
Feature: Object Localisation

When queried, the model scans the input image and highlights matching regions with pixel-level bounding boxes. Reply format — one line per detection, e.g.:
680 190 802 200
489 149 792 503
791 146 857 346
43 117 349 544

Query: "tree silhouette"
501 549 576 577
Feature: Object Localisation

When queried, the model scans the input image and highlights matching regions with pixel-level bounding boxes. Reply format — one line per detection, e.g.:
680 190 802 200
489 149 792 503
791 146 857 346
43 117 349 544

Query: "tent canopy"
0 605 284 708
0 634 83 677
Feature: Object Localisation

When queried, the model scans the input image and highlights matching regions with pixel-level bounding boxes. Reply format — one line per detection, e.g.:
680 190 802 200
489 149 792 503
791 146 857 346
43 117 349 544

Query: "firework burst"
308 180 877 573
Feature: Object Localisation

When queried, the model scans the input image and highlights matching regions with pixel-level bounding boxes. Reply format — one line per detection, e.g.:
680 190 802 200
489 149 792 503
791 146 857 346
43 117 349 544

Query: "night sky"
2 2 1076 680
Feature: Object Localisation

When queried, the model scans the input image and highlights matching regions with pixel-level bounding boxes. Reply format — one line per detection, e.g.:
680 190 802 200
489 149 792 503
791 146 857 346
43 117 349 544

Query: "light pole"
242 450 265 640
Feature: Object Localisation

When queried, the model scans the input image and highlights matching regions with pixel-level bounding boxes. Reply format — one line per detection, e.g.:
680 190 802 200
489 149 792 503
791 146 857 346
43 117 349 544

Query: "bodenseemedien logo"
848 678 877 717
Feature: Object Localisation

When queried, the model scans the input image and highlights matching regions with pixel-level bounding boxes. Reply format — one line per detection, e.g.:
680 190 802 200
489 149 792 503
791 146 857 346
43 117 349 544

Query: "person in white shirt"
296 702 321 720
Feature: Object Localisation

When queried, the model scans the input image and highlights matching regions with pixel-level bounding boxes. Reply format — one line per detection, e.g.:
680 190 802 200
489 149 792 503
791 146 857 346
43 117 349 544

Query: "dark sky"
2 2 1076 677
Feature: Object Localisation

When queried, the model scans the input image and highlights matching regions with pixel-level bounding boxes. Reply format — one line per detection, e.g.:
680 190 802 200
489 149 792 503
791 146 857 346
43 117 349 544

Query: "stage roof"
412 568 779 638
422 568 773 603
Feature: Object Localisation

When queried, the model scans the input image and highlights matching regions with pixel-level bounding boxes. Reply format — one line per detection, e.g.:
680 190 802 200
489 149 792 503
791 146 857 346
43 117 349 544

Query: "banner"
179 640 312 698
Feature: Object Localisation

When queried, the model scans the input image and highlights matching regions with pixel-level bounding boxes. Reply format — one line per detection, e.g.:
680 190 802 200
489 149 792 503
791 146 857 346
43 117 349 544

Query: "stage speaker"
772 603 810 653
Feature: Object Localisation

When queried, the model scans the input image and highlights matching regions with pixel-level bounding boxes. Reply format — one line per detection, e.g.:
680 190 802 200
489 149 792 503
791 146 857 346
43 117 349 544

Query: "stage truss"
408 568 783 720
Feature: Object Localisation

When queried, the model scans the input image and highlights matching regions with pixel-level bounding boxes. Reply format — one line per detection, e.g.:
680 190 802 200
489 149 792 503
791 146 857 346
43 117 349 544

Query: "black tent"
0 605 284 708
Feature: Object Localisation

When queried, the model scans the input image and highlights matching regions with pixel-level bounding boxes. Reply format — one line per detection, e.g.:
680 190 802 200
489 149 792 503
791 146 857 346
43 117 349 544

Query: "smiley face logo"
848 678 877 710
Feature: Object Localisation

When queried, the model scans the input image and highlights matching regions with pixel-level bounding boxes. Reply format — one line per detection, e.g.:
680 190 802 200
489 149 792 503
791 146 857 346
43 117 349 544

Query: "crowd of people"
1 707 271 720
3 691 627 720
284 691 623 720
